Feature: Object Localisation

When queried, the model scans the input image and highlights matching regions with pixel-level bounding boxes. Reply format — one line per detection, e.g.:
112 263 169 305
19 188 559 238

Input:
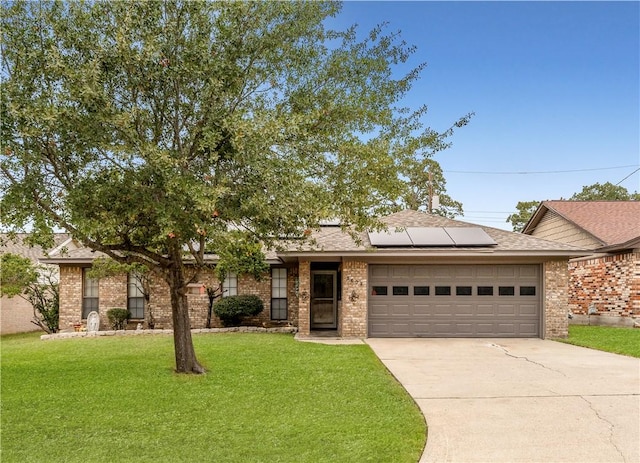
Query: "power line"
614 167 640 186
445 165 638 175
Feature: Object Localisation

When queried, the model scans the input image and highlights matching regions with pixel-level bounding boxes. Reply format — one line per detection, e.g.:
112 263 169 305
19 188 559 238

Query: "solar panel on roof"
444 227 497 246
406 227 455 246
367 226 497 247
368 229 413 246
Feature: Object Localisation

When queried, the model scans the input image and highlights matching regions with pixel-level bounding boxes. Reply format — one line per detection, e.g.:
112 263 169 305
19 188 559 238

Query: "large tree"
1 1 466 373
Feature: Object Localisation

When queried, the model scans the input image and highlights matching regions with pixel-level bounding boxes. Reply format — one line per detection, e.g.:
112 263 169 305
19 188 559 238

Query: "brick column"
544 259 569 338
58 265 83 330
297 260 311 335
340 260 368 338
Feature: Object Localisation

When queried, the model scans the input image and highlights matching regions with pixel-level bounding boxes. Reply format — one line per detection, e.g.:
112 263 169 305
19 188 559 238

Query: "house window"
224 272 238 297
127 273 145 319
82 269 99 319
271 268 287 320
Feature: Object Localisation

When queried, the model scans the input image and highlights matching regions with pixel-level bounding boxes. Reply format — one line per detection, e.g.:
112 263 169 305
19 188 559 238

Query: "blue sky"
331 1 639 229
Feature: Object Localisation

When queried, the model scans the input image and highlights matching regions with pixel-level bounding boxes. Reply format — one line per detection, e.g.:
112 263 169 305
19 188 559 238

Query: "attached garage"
368 264 541 338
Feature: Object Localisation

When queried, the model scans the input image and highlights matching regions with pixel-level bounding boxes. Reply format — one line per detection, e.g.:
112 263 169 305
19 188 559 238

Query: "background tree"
397 158 464 218
1 1 469 373
569 182 640 201
507 182 640 231
506 200 540 232
0 253 60 333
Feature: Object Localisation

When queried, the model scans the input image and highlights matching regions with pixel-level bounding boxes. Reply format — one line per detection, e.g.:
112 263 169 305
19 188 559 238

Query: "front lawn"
1 332 425 463
557 325 640 358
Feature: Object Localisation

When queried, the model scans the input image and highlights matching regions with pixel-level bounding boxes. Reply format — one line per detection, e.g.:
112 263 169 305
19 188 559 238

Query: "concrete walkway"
366 338 640 463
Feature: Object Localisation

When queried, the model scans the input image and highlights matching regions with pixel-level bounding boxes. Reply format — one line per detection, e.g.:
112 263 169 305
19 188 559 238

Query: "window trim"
82 268 99 319
271 268 287 320
127 273 145 319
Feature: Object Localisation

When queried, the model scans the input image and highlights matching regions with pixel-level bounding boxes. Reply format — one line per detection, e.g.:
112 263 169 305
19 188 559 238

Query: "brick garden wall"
569 251 640 318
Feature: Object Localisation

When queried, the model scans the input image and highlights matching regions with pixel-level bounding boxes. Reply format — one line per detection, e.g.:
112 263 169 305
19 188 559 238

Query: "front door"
311 270 337 329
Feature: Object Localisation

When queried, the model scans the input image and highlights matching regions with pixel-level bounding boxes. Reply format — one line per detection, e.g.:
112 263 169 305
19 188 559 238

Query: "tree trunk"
166 245 205 374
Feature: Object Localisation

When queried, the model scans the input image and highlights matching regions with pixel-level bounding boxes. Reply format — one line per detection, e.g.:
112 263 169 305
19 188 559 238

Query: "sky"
330 1 640 230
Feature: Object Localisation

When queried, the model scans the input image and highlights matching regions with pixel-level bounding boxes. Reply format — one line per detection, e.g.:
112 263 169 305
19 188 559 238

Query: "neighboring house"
0 233 74 334
522 201 640 326
42 210 586 338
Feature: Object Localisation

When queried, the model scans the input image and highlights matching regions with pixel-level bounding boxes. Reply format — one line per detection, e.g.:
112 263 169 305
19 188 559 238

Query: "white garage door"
368 264 541 337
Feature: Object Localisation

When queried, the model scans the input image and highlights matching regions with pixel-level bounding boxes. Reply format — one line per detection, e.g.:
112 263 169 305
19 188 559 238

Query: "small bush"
213 295 264 327
107 308 131 330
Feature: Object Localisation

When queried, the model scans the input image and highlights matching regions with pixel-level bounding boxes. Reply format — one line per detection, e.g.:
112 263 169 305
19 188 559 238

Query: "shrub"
107 308 131 330
213 295 264 327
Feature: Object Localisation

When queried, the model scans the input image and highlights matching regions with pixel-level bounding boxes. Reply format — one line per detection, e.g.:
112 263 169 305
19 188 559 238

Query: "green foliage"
1 0 469 371
213 295 264 327
570 182 640 201
0 253 38 297
0 253 59 333
1 333 425 462
397 157 465 218
212 232 270 282
107 308 131 330
506 200 540 232
557 325 640 358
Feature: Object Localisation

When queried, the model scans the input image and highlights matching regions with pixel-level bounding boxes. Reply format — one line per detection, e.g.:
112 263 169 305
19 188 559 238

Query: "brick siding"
544 260 569 338
569 251 640 318
340 261 368 337
58 265 300 331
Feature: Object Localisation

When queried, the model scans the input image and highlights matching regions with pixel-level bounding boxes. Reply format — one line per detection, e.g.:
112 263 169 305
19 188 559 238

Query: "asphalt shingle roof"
0 234 72 263
535 201 640 247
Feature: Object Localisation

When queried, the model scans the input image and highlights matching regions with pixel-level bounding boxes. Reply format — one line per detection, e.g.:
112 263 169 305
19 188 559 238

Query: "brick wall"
59 266 83 330
544 260 569 338
57 264 301 331
340 261 368 337
569 252 640 317
1 295 39 334
297 261 311 335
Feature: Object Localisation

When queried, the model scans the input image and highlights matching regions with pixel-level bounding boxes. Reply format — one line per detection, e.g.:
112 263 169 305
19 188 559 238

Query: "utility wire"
614 167 640 186
445 165 638 175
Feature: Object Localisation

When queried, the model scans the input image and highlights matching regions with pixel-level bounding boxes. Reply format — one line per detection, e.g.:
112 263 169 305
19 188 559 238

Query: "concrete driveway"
366 338 640 463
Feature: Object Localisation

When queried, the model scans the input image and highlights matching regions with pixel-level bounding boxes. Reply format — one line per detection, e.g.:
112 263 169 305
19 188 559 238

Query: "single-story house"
0 233 73 334
522 201 640 325
42 210 587 338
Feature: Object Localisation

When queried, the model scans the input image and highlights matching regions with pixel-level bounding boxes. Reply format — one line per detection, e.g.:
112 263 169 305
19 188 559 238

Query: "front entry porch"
297 259 368 338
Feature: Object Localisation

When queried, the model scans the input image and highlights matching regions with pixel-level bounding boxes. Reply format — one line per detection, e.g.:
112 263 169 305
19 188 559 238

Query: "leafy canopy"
1 0 469 371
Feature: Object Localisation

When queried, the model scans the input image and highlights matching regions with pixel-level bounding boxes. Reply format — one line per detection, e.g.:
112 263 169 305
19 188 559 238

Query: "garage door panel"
370 265 389 278
455 305 474 316
369 264 540 338
413 304 433 315
477 304 495 316
390 304 410 316
498 305 516 316
519 304 537 316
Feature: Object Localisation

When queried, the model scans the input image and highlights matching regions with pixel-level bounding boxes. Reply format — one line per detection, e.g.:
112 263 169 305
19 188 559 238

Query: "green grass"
1 332 425 463
557 325 640 358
